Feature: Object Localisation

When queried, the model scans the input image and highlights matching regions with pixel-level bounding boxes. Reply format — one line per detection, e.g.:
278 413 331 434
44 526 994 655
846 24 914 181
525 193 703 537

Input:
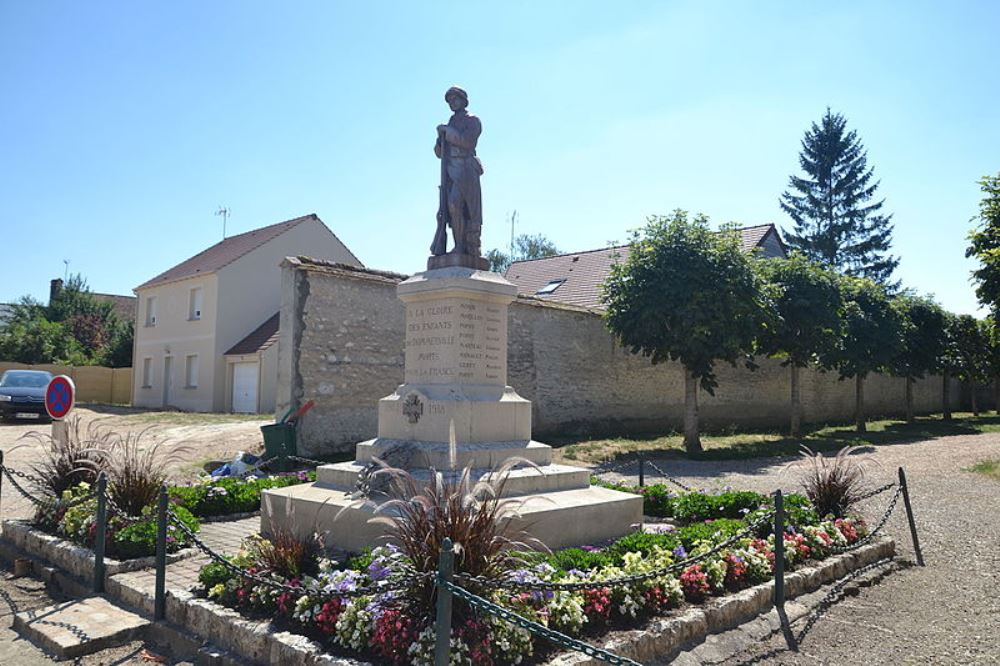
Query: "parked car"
0 370 53 422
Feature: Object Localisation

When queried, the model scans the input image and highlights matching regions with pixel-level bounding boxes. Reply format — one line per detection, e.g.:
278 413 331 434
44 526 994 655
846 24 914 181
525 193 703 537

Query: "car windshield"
0 371 53 388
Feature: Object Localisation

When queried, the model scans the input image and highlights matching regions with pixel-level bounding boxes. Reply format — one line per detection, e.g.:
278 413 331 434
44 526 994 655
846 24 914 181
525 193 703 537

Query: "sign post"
46 375 76 447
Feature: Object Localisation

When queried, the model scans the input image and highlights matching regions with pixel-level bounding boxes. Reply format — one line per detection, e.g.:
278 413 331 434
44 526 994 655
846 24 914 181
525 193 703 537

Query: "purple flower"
367 560 391 582
672 545 687 559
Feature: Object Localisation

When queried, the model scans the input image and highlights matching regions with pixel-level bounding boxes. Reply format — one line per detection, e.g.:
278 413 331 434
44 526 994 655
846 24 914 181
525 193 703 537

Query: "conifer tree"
781 108 899 286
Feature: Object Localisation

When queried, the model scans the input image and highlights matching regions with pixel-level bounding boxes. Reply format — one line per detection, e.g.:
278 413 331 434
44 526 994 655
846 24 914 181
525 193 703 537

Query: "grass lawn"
968 459 1000 481
552 412 1000 464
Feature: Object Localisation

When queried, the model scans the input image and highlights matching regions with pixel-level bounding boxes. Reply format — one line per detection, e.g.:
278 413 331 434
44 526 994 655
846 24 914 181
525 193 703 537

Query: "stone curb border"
201 510 260 523
544 537 896 665
2 519 195 584
103 536 894 666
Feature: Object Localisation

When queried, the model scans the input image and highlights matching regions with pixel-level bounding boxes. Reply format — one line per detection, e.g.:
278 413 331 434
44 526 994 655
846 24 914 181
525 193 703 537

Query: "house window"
145 297 157 326
142 358 153 388
189 287 203 320
535 279 566 295
185 354 199 388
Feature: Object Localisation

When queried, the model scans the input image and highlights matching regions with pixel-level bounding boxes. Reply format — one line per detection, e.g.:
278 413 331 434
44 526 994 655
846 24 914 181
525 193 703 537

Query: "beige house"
132 214 362 413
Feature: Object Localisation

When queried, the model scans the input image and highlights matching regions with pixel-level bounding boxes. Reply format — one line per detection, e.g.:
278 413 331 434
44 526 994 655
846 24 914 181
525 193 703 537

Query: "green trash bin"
260 422 296 471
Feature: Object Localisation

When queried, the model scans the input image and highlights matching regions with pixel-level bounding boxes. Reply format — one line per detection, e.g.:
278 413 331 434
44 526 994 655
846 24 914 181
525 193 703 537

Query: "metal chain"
854 482 897 503
644 460 695 492
455 509 775 592
1 465 96 510
103 493 148 526
440 579 643 665
593 458 639 477
285 455 327 468
165 508 427 599
793 556 895 643
829 485 902 554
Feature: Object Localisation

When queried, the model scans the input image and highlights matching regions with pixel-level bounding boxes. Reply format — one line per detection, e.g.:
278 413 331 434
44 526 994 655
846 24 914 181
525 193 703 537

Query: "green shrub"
198 560 235 590
671 491 765 522
675 518 746 550
547 548 613 573
604 531 681 564
111 504 200 560
345 547 375 572
170 473 315 518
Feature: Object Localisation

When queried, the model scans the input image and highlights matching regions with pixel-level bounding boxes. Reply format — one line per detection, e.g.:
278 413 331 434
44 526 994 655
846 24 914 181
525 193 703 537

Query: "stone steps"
13 595 150 660
316 461 591 496
261 482 642 552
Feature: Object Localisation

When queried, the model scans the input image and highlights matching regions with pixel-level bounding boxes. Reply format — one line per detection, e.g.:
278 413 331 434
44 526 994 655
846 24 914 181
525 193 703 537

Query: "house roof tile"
504 223 785 310
225 313 280 356
137 213 361 290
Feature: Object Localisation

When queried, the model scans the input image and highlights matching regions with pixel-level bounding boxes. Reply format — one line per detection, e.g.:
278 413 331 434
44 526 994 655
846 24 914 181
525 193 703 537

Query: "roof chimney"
50 278 64 305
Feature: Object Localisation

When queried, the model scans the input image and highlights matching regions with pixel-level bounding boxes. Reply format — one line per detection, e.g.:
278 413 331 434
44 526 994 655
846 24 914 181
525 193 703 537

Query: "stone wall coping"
283 256 408 284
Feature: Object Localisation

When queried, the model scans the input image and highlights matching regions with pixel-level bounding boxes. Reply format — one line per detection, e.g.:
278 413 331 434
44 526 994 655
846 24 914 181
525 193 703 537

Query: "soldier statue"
430 86 486 268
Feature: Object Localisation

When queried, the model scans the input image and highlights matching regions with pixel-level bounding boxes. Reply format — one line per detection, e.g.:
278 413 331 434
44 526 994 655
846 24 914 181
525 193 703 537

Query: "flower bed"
195 496 868 665
169 471 316 519
32 481 201 560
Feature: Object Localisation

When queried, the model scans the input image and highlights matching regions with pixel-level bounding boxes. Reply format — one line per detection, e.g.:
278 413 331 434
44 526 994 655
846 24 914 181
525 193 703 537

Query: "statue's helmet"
445 86 468 105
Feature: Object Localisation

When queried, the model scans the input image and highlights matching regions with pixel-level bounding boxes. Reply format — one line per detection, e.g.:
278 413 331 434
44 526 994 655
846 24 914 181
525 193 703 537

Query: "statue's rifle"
431 127 450 255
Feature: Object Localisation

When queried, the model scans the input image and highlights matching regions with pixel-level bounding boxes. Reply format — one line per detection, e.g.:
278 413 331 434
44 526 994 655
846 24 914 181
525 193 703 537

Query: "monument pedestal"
261 267 642 552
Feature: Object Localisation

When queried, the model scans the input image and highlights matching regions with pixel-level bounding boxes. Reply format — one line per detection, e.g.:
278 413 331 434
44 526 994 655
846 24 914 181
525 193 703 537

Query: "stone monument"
261 88 642 551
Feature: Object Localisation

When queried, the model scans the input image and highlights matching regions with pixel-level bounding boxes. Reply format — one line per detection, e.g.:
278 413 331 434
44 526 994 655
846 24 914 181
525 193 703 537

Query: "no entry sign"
45 375 75 420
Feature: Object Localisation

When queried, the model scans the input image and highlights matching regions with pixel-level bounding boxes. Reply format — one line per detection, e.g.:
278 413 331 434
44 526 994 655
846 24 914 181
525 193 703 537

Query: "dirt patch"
0 406 268 521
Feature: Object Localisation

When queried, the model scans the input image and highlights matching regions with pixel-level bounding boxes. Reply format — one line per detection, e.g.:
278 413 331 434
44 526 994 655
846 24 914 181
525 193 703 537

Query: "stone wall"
277 259 964 456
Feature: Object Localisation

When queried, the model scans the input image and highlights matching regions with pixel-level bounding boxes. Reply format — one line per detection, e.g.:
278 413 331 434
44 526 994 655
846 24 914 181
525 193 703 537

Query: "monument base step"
353 437 553 469
316 461 591 497
261 483 643 552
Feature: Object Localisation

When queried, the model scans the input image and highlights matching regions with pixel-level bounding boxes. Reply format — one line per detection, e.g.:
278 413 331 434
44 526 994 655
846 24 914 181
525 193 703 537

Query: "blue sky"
1 1 997 315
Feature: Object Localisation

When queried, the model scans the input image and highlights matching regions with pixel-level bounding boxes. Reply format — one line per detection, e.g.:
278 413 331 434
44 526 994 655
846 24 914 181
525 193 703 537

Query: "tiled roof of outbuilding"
225 313 280 356
504 223 785 310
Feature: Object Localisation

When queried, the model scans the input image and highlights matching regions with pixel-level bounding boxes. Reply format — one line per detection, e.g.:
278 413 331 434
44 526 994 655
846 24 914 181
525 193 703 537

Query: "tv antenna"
508 210 518 257
215 206 231 239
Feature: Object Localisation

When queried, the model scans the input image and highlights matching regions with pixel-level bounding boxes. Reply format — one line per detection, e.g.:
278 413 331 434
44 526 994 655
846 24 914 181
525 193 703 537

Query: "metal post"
155 484 168 620
898 467 925 566
773 490 785 609
434 537 455 666
94 472 107 593
0 450 5 518
638 454 645 488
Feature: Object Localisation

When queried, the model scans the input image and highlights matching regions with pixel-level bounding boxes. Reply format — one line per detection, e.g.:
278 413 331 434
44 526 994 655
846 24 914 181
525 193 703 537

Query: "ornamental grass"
789 445 879 518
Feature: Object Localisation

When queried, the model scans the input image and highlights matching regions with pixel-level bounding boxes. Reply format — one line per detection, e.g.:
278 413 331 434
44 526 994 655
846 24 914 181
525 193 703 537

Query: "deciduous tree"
757 254 843 437
487 233 560 273
831 277 903 432
950 315 990 416
891 294 948 422
602 211 772 453
966 172 1000 311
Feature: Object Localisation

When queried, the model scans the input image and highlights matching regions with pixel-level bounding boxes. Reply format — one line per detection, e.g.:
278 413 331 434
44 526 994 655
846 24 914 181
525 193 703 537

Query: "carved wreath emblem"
402 393 424 424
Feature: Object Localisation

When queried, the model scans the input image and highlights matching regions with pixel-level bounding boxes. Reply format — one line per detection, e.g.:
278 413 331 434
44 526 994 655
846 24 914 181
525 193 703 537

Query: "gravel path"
599 432 1000 665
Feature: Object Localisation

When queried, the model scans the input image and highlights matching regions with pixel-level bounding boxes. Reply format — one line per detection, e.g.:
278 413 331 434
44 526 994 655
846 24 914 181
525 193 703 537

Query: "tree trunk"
790 364 802 438
943 372 952 421
972 384 979 417
855 374 866 433
683 369 703 454
905 377 915 423
994 376 999 414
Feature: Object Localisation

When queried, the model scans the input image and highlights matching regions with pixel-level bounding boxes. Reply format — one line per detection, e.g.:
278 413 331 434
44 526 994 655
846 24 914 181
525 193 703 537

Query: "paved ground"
607 431 1000 665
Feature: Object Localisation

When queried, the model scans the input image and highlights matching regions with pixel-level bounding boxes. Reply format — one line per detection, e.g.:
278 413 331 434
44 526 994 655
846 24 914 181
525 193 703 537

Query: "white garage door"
232 362 259 413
